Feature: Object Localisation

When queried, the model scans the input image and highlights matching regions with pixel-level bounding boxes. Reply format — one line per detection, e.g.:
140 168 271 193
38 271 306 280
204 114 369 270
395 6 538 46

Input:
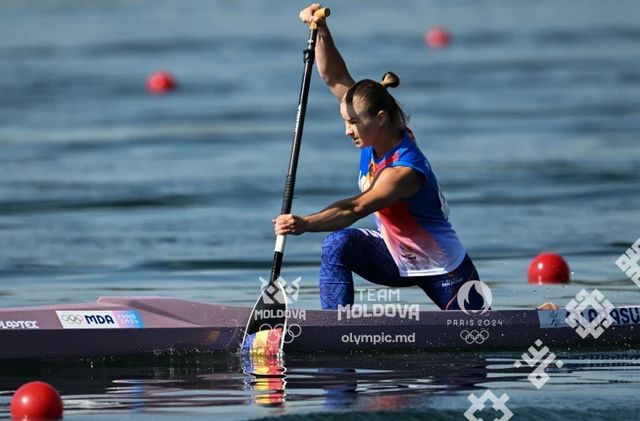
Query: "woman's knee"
322 229 359 260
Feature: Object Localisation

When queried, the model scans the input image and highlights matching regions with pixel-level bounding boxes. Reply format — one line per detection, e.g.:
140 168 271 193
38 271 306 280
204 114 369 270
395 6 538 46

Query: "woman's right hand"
299 3 327 27
273 214 308 236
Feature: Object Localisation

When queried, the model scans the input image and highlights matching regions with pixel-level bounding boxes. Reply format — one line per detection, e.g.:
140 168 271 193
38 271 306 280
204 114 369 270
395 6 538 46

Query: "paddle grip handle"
310 7 330 29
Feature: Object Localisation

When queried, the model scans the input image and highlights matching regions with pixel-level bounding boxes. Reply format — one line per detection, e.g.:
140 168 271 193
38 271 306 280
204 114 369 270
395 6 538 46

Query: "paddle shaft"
242 8 330 347
270 8 328 284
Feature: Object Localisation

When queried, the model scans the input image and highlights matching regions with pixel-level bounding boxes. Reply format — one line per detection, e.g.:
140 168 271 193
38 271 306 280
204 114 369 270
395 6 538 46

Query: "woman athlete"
274 4 482 311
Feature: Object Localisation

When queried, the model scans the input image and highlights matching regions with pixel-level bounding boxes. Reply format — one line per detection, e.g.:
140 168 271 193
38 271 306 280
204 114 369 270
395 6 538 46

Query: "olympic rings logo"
460 329 490 344
60 314 84 324
260 323 302 344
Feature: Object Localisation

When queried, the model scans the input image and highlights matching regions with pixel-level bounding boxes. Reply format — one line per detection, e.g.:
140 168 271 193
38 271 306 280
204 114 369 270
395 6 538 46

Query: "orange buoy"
528 252 570 284
10 381 63 420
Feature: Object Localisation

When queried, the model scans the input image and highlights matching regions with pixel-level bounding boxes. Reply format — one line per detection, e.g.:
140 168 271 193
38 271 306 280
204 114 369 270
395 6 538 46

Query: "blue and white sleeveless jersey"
357 128 466 276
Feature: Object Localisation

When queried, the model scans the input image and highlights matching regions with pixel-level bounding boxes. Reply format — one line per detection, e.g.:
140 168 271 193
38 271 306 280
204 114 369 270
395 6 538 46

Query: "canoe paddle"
242 7 330 355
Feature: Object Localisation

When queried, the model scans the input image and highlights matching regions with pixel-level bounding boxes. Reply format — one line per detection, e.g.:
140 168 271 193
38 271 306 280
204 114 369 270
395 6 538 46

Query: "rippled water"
2 351 640 420
1 0 639 419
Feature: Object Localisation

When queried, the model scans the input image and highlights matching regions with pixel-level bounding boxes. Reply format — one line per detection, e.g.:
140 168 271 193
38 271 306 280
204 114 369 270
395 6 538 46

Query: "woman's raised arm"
299 3 354 100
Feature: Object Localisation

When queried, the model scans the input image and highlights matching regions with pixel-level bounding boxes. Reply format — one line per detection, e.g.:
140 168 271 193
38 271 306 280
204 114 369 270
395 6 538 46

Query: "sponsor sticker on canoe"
0 320 39 329
538 306 640 329
55 310 144 329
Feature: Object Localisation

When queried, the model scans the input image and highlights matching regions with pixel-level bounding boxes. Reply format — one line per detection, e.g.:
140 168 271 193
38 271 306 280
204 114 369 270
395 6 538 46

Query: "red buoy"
147 70 176 94
425 26 451 48
11 381 63 420
528 252 570 284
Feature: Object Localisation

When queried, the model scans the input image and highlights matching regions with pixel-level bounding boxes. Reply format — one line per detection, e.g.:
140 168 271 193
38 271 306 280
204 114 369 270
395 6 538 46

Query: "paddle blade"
242 326 284 356
242 277 288 354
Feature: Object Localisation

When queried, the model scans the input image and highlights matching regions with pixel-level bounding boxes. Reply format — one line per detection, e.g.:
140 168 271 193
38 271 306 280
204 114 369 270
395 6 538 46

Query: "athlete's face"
340 100 384 149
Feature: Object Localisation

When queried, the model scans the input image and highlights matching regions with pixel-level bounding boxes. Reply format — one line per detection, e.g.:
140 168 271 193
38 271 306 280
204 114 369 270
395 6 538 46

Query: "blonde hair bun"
380 72 400 88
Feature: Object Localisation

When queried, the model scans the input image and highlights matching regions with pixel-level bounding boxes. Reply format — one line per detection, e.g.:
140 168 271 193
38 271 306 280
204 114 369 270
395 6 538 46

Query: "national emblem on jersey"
358 161 375 192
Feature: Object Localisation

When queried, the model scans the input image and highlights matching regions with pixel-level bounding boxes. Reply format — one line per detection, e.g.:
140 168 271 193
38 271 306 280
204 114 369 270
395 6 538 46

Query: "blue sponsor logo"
539 306 640 329
85 314 116 325
115 310 144 328
586 307 640 325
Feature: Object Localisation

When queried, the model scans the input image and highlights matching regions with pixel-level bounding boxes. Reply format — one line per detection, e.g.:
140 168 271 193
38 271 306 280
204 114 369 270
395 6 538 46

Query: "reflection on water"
1 350 639 419
242 353 286 407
